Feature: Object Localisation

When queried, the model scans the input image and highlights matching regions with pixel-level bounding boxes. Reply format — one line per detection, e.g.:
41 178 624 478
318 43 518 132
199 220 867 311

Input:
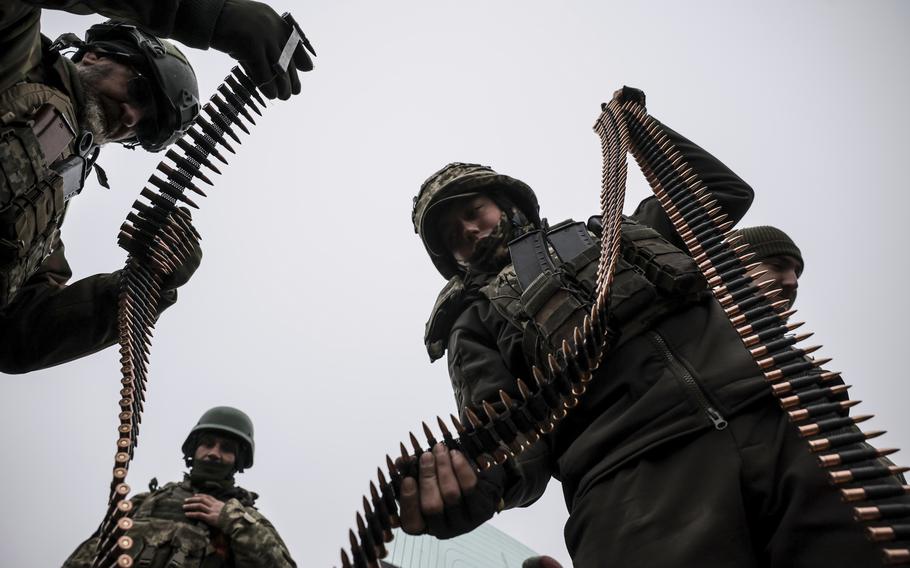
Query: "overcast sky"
2 2 909 567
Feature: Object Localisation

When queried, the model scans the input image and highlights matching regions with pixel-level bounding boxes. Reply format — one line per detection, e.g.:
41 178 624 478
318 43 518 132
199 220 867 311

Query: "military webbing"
337 93 910 567
90 14 315 568
508 230 557 291
507 221 597 292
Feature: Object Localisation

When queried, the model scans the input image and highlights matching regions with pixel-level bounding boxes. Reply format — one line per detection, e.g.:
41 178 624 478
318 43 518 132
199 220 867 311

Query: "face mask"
460 203 536 275
189 460 236 485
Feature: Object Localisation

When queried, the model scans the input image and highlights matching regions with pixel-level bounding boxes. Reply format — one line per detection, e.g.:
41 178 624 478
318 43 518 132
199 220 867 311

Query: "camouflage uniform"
0 0 227 373
62 478 296 568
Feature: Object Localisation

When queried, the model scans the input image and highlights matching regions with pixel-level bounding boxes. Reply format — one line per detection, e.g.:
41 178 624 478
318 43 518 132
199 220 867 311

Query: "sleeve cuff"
172 0 228 49
217 498 258 533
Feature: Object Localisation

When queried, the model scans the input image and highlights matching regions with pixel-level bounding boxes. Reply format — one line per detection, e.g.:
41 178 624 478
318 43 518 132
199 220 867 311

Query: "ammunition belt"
616 100 909 565
83 60 296 567
337 96 909 567
87 16 314 567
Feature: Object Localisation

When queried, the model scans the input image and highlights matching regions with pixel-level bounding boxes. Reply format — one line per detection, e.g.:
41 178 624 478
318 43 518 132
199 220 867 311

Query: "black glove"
612 85 646 108
421 465 505 540
160 208 202 291
211 0 315 100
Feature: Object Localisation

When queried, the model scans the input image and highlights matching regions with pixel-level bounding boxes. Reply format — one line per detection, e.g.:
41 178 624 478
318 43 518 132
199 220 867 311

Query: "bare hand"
399 443 477 534
398 443 504 539
183 493 226 526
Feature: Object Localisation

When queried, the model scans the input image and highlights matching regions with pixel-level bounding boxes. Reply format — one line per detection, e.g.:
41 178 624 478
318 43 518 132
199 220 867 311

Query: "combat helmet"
412 162 541 279
182 406 255 471
67 20 200 152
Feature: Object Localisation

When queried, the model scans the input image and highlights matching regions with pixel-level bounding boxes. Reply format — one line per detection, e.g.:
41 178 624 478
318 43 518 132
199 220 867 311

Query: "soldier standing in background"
63 406 297 567
0 0 314 373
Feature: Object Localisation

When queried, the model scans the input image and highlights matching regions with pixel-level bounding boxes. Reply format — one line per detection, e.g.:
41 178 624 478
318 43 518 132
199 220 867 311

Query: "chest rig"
481 217 707 368
0 52 96 308
123 480 256 568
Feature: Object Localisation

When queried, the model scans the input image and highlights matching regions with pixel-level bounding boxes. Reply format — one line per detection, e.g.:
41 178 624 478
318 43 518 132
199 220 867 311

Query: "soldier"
0 0 314 373
399 88 898 567
736 225 803 308
63 406 296 567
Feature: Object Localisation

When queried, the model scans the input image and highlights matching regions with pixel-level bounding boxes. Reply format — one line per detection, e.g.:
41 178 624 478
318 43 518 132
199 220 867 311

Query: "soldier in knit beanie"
734 225 803 307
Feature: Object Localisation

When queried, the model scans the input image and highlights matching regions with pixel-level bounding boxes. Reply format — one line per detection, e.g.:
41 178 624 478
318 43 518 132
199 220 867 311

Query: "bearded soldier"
0 1 314 373
399 88 903 567
63 406 296 567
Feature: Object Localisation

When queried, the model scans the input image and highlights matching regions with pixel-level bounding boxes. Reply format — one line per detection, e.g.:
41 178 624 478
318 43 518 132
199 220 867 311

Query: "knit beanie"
734 226 804 276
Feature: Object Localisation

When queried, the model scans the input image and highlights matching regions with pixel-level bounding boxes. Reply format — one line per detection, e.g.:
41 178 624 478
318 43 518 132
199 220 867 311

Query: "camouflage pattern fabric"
61 480 296 568
411 162 540 279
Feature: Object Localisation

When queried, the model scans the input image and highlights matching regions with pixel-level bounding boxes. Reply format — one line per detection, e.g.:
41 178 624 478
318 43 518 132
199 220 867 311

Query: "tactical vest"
0 54 91 308
124 480 257 568
426 217 707 368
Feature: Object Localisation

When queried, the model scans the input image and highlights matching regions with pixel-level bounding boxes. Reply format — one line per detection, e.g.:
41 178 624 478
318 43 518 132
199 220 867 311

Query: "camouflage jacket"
0 0 225 373
62 478 296 568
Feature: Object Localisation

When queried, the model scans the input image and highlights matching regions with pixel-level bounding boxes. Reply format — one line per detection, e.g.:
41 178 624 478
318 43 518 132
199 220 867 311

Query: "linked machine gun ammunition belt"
90 15 314 567
336 95 909 567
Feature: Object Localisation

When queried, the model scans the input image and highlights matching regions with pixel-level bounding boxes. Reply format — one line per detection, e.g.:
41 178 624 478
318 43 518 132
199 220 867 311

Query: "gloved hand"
611 85 646 108
399 443 505 540
211 0 315 100
159 208 202 291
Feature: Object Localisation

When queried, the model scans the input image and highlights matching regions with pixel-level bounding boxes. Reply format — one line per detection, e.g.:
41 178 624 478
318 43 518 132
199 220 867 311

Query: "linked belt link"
333 97 632 568
89 16 315 566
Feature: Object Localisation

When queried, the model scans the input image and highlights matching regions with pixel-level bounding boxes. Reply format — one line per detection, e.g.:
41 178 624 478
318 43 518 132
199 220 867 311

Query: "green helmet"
181 406 255 470
412 163 541 279
74 20 200 152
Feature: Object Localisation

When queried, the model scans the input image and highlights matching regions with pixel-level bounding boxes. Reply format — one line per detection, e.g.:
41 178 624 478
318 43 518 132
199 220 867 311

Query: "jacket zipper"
650 331 728 430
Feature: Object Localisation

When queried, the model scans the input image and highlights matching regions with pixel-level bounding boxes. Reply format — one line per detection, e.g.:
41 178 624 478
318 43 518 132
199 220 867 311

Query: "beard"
75 65 114 145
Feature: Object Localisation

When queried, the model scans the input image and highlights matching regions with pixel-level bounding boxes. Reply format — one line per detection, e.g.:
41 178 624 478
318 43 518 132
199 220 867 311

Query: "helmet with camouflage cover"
181 406 255 470
412 163 541 279
69 20 200 152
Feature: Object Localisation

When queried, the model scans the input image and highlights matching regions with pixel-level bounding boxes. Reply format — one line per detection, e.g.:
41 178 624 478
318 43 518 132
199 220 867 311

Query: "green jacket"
62 478 296 568
0 0 223 373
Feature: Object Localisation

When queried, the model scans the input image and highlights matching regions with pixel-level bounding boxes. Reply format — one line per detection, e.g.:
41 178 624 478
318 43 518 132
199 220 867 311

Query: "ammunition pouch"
481 217 707 368
0 102 83 308
128 519 215 568
127 482 227 568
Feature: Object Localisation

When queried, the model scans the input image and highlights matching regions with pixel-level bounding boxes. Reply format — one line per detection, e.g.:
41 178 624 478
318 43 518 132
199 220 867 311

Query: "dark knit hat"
733 226 804 276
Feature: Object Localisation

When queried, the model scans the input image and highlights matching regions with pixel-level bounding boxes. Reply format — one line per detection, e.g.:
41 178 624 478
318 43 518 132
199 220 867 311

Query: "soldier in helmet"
63 406 296 567
398 88 893 567
0 1 315 373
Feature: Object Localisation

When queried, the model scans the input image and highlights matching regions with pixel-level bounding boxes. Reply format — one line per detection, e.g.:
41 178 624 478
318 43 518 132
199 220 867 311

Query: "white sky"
2 2 909 567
